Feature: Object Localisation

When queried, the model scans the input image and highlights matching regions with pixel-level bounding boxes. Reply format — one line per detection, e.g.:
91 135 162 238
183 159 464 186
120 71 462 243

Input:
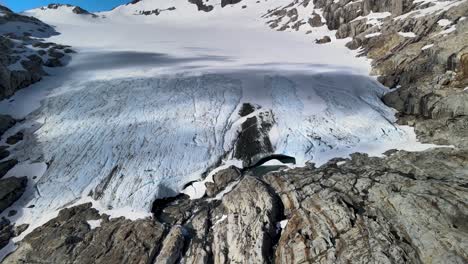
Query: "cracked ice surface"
18 75 241 214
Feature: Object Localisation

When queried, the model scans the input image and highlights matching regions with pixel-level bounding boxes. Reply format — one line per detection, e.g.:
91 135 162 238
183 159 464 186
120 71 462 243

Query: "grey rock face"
189 0 214 12
4 148 468 263
0 5 73 100
233 109 275 167
308 13 324 27
3 203 166 264
221 0 243 8
0 159 18 179
0 176 27 214
0 217 14 250
0 115 15 137
205 166 241 197
315 35 331 44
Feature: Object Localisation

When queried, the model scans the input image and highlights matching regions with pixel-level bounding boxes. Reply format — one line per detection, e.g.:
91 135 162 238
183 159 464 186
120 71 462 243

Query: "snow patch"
353 12 391 27
398 32 417 38
87 219 102 230
213 215 228 226
437 24 456 35
437 19 452 27
421 44 434 50
365 32 382 38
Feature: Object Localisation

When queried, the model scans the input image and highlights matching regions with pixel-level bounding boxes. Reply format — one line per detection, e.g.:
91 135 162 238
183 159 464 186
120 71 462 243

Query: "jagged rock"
44 58 63 67
308 13 323 27
7 210 16 217
185 0 213 12
233 110 274 167
266 148 468 263
6 131 23 145
205 166 241 197
0 115 15 137
221 0 243 8
315 35 331 44
0 159 18 179
48 49 65 59
211 176 280 263
0 217 14 250
3 203 166 264
14 224 29 237
0 5 72 100
0 176 27 214
154 226 186 264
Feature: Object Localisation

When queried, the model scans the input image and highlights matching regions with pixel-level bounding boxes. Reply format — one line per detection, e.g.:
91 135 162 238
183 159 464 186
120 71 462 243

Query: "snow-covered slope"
0 0 438 236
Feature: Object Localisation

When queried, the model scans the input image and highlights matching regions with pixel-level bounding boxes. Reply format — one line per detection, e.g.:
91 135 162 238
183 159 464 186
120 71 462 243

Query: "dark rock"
14 224 29 237
238 102 257 116
0 159 18 179
221 0 243 8
233 110 274 166
48 49 65 59
3 203 166 264
188 0 214 12
7 210 16 217
0 115 15 137
44 58 63 67
0 176 27 214
0 217 13 250
315 35 331 44
308 13 323 27
0 146 10 160
205 166 241 197
6 131 23 145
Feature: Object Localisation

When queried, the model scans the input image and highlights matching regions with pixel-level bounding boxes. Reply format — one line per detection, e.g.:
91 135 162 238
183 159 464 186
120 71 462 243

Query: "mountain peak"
38 3 98 18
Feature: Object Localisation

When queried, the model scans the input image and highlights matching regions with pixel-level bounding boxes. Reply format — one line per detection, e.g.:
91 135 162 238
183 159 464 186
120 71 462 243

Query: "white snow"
352 12 391 27
437 19 452 27
87 219 102 230
398 31 417 38
213 215 228 226
279 219 288 228
0 0 442 250
421 44 434 50
1 161 47 179
365 32 382 38
436 24 457 35
336 161 347 166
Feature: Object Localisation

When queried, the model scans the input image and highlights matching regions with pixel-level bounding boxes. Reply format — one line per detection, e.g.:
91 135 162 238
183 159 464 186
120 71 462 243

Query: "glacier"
0 0 438 232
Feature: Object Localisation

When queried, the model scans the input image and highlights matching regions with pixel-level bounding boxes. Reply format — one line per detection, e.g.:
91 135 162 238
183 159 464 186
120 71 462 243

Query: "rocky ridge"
0 5 74 100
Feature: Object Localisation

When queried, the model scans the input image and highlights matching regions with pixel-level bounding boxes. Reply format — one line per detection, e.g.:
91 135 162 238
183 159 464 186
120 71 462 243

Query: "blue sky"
2 0 131 12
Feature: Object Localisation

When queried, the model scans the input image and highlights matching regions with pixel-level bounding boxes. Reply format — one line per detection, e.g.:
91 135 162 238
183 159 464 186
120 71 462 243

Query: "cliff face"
1 0 467 263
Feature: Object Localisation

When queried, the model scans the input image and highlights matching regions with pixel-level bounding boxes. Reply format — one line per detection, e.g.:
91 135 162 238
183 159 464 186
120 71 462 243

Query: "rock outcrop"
0 5 74 100
0 176 27 214
3 148 467 263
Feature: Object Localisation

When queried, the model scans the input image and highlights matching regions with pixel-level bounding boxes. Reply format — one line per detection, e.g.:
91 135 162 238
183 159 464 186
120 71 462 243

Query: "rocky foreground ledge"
2 148 467 263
